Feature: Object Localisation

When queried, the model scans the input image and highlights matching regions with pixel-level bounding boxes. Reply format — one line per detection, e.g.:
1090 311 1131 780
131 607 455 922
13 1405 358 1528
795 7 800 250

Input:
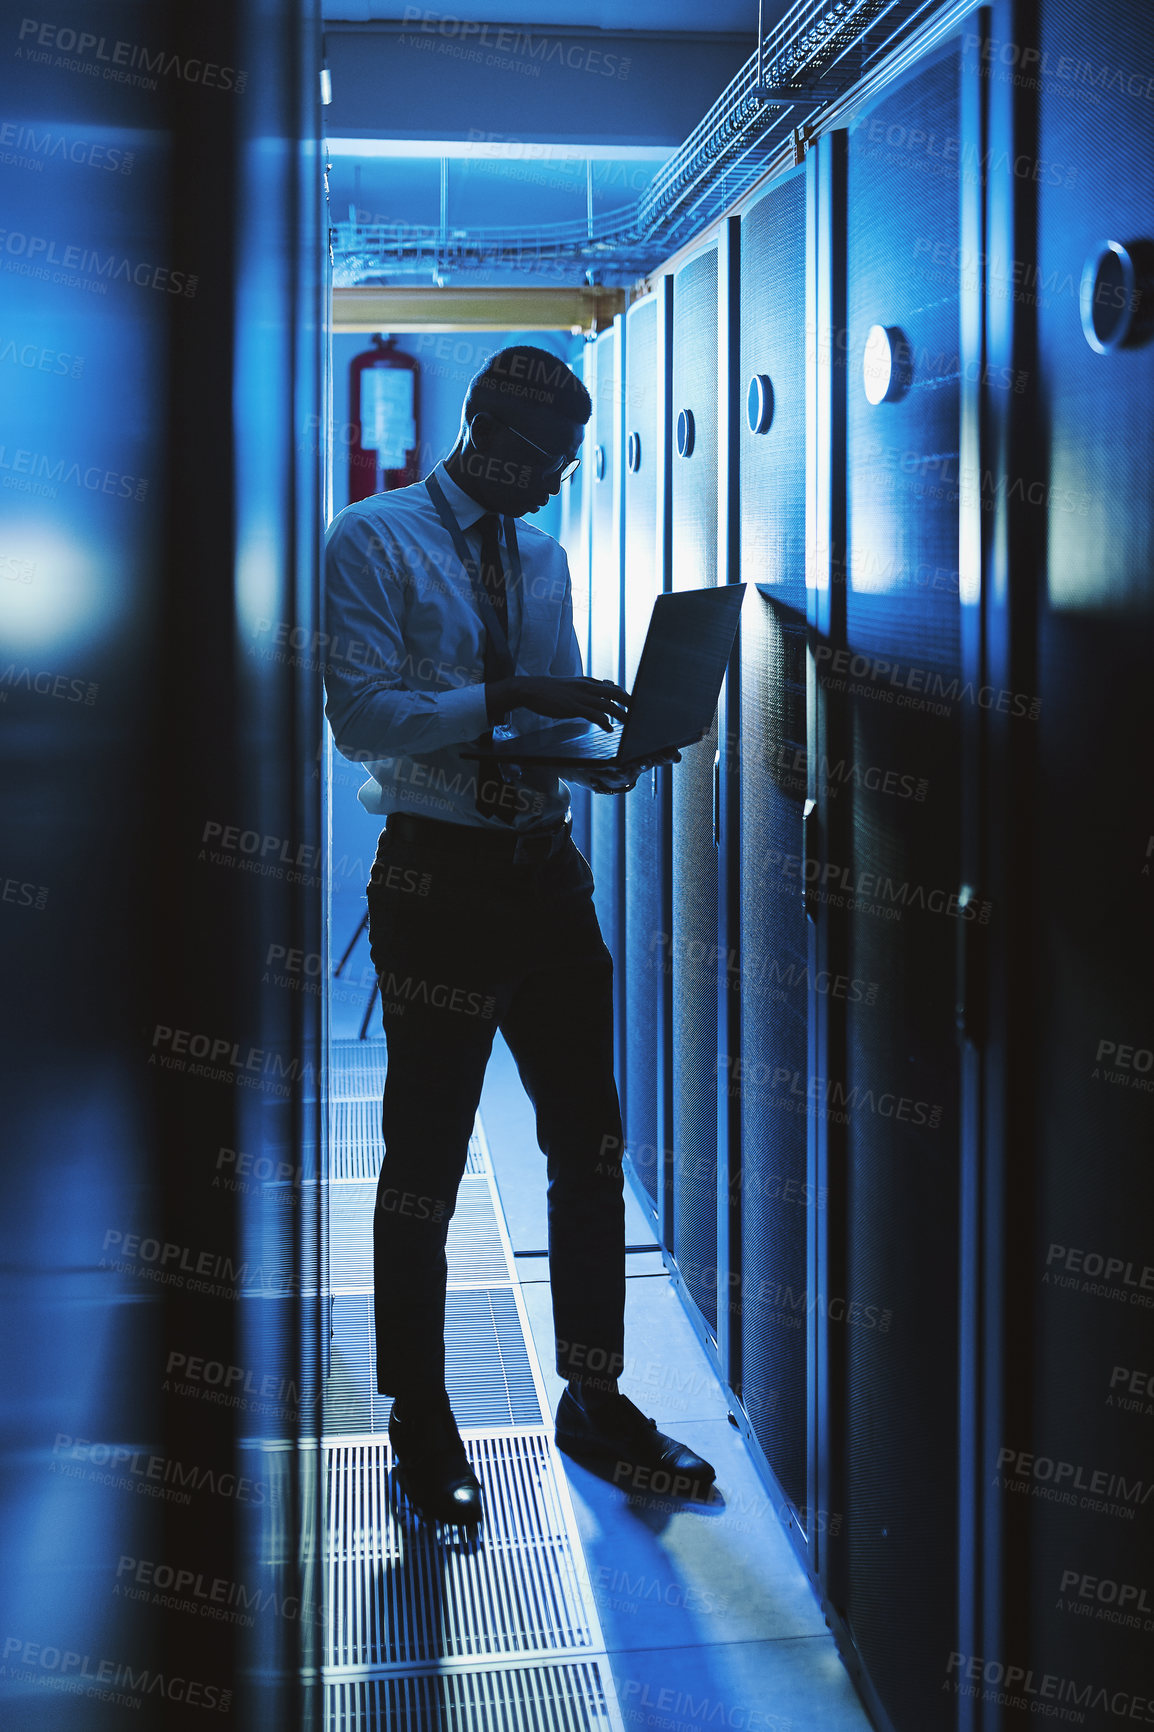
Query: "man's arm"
323 510 489 761
539 553 688 794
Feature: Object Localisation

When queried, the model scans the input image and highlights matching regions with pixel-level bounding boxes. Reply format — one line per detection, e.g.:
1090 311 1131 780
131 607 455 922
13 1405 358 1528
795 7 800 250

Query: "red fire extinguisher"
348 333 420 503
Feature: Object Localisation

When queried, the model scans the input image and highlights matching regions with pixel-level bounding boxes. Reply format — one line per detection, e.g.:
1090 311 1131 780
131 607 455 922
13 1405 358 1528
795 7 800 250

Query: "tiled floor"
613 1640 873 1732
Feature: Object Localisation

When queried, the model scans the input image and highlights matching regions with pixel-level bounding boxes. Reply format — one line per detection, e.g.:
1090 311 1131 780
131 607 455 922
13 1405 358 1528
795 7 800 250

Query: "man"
323 344 714 1526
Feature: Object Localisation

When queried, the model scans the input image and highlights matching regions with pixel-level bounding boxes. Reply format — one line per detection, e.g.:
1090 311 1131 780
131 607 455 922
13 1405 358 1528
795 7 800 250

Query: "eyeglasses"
478 414 582 483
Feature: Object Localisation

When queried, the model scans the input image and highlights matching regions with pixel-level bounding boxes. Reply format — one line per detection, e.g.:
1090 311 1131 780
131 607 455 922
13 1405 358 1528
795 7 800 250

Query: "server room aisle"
321 1022 871 1730
481 1038 871 1732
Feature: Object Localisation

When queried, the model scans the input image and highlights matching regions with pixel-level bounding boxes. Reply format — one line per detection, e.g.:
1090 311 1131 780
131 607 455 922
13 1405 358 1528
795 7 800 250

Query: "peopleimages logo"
378 971 496 1019
1044 1241 1154 1307
0 121 134 172
115 1555 322 1630
164 1351 313 1413
99 1229 299 1298
763 846 993 925
149 1023 314 1096
2 1634 232 1712
400 7 632 79
946 1651 1154 1724
0 445 147 499
962 31 1154 103
52 1434 267 1505
592 1563 727 1617
995 1445 1154 1521
1058 1567 1154 1617
814 640 1043 717
716 1057 943 1130
0 231 196 295
619 1679 791 1731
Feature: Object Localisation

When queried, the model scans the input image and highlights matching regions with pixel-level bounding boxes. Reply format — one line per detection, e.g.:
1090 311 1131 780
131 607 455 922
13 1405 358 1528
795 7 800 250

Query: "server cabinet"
670 245 722 1338
622 286 671 1219
0 3 327 1727
588 321 626 1070
820 38 965 1732
563 342 594 863
736 169 811 1530
981 0 1154 1716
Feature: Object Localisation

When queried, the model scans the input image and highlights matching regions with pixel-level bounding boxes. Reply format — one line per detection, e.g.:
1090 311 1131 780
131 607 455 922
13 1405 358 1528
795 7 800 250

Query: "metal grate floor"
329 1177 509 1293
329 1037 387 1098
329 1042 486 1180
325 1289 543 1435
325 1659 619 1731
330 1100 487 1180
324 1068 624 1730
325 1432 595 1669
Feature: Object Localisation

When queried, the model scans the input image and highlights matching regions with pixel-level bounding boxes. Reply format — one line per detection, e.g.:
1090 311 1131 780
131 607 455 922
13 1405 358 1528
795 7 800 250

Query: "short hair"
464 344 591 426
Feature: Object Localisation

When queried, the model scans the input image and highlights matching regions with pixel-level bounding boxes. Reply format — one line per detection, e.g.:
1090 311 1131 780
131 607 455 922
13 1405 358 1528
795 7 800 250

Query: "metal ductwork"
331 0 945 286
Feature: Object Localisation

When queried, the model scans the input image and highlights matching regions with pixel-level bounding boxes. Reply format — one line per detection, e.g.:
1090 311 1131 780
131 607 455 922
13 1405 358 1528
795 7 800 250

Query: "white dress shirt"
323 460 581 830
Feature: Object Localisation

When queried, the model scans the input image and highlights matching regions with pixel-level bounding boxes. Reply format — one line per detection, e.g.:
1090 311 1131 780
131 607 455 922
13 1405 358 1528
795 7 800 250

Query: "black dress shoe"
555 1384 716 1499
388 1390 483 1526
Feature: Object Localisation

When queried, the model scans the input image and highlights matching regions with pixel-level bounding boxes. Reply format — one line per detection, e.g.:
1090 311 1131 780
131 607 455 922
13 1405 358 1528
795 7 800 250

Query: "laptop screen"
619 585 746 759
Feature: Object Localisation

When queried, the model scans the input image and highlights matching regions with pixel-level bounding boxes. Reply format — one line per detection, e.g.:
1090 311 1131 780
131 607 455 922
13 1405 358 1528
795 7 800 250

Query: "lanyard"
425 471 521 680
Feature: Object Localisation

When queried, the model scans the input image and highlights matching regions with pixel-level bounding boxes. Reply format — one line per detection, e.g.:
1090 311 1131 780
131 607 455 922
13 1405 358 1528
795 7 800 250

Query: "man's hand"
487 674 631 729
568 742 694 795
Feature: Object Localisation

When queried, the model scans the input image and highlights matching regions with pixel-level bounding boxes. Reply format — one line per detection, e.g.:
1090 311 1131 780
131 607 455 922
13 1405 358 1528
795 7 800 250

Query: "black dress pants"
364 819 626 1398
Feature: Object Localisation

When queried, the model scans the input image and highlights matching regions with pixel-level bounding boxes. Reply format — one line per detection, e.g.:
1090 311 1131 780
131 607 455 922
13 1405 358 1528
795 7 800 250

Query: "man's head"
449 344 591 517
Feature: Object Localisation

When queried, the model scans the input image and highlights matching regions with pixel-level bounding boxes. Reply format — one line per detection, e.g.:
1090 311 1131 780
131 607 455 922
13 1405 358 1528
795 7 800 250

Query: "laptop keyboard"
576 727 624 758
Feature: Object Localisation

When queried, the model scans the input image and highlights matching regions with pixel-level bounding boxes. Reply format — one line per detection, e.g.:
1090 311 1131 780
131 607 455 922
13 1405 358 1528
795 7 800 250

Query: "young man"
323 344 714 1525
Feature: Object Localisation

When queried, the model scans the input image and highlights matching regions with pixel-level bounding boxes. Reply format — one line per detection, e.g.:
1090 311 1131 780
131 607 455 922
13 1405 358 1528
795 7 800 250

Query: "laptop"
462 584 745 767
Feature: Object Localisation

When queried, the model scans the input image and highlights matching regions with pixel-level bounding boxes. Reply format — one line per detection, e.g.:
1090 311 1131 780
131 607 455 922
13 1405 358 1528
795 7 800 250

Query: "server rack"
973 0 1154 1720
807 36 967 1732
554 9 1154 1732
734 167 812 1543
669 241 725 1341
805 123 850 1635
621 283 672 1222
0 3 328 1726
716 217 743 1387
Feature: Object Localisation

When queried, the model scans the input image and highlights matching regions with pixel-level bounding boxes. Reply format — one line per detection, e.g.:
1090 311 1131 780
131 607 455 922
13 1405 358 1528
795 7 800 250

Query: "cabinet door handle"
955 883 987 1046
801 797 817 920
713 749 721 847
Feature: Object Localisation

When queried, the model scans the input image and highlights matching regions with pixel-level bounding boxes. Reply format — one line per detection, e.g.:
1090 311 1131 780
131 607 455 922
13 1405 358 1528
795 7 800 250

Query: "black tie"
473 513 515 824
477 511 508 644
